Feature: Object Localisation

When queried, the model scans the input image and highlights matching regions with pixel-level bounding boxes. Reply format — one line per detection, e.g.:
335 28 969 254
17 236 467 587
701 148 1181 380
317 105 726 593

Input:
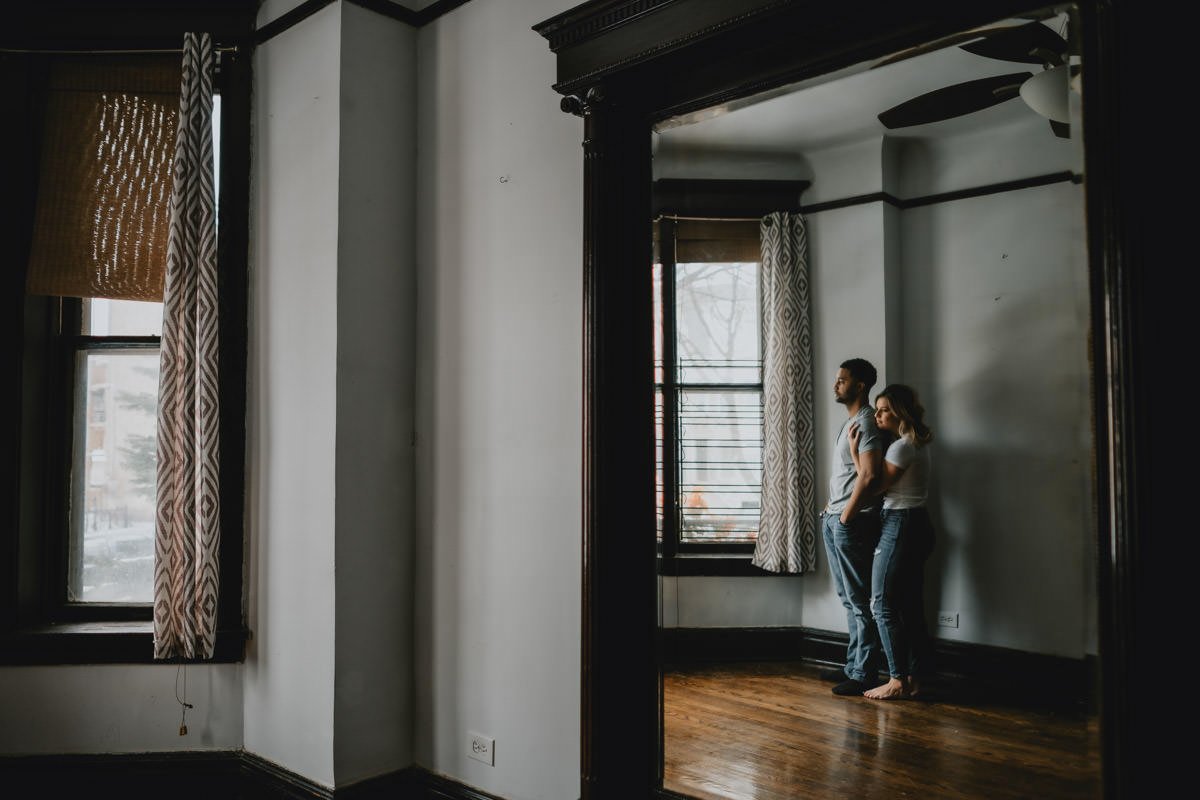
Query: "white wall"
899 180 1092 656
0 665 242 753
243 0 341 787
414 1 582 798
801 204 889 636
894 115 1080 197
333 0 418 786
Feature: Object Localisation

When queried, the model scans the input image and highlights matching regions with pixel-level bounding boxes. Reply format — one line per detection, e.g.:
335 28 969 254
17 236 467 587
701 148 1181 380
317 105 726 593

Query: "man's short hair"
840 358 877 393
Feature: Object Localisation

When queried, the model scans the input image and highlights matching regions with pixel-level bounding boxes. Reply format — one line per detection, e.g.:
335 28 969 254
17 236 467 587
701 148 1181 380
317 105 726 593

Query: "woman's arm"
878 459 906 494
852 427 908 498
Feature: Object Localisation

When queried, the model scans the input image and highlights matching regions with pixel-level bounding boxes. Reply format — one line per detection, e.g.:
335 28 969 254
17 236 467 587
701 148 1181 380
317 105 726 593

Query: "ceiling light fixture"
1019 63 1069 123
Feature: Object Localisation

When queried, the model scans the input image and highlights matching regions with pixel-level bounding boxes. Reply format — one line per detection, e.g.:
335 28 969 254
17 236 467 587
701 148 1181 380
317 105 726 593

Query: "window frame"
656 222 761 561
652 179 808 576
50 298 163 619
1 10 254 663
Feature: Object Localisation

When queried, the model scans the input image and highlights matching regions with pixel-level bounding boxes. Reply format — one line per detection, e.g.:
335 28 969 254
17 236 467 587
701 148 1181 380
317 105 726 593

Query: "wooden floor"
663 662 1100 800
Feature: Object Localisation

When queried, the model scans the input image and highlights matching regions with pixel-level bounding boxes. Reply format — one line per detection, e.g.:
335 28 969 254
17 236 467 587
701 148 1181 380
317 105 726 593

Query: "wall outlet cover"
937 610 959 628
468 731 495 766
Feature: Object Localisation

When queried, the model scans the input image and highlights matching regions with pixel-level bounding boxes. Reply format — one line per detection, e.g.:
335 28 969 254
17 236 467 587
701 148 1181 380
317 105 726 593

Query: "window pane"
676 262 760 384
655 389 664 541
69 350 159 603
678 389 761 543
653 262 664 385
82 298 163 336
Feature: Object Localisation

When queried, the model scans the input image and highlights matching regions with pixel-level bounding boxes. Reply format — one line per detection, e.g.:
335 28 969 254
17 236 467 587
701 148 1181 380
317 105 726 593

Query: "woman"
849 383 935 700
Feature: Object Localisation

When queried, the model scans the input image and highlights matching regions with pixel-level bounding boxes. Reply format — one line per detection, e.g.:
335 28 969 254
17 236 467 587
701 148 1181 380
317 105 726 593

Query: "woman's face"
874 397 900 434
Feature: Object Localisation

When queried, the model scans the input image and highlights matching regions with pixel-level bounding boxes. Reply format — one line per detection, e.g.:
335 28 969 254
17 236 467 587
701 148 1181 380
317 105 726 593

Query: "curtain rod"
0 46 240 55
656 214 762 223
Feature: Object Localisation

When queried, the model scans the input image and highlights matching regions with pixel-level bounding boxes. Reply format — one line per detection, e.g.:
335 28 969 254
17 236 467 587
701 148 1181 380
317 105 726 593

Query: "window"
59 99 220 606
655 218 764 567
68 300 162 604
2 31 251 662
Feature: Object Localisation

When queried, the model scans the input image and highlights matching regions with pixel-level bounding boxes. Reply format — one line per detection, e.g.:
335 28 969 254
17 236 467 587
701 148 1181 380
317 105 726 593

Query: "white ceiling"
655 14 1071 154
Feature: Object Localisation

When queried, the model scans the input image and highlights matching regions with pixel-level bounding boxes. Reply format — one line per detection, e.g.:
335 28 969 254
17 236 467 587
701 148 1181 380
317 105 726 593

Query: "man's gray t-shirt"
825 407 881 514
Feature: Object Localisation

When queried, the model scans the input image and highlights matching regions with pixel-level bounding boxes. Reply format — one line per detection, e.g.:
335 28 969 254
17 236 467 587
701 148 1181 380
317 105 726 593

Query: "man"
822 357 884 696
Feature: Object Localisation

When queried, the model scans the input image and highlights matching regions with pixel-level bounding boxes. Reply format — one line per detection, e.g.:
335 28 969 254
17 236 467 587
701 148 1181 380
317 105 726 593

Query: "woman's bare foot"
906 677 921 698
863 677 907 700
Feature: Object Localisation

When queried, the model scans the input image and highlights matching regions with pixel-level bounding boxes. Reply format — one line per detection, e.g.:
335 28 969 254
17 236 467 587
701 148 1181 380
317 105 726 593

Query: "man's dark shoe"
832 678 876 696
819 667 845 682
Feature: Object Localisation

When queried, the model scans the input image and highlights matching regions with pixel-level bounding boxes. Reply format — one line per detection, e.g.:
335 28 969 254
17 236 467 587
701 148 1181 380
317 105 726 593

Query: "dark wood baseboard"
660 625 1098 712
0 752 506 800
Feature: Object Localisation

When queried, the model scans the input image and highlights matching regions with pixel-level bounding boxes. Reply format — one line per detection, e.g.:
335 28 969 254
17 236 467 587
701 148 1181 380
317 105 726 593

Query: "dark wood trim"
800 191 901 215
346 0 421 27
254 0 338 45
534 0 789 93
239 751 339 798
4 2 259 50
0 754 504 799
660 626 1097 712
414 0 475 26
798 171 1079 216
657 555 769 576
653 178 808 217
0 751 245 796
658 218 679 564
256 0 477 42
899 170 1079 209
348 0 478 28
0 624 248 665
537 0 1141 796
417 768 508 800
578 95 659 800
214 25 252 642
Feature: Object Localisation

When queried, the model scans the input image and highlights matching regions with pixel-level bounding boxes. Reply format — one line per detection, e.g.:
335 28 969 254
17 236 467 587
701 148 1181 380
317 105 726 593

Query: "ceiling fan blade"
871 26 1018 69
878 72 1032 129
1049 119 1070 138
960 20 1067 64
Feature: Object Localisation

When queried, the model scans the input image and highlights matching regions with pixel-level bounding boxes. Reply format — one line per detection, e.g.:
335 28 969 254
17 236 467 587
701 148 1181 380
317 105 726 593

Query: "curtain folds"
153 32 220 660
751 212 817 574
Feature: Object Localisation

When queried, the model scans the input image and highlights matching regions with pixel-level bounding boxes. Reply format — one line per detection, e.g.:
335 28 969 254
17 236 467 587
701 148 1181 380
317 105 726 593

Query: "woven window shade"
25 57 182 301
653 219 761 263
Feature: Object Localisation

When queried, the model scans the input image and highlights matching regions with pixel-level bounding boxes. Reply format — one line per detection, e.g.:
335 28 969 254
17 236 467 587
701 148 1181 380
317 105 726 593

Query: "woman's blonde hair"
876 384 933 446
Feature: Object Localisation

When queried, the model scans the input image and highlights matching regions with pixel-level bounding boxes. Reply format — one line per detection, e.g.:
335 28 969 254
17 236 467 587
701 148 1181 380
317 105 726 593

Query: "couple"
822 357 935 701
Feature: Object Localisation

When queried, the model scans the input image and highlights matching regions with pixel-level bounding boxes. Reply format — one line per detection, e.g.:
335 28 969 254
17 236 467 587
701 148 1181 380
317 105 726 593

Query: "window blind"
25 57 181 301
653 219 761 264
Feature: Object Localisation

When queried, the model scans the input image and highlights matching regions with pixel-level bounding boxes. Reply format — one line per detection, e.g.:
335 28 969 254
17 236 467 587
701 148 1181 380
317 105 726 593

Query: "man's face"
833 368 860 405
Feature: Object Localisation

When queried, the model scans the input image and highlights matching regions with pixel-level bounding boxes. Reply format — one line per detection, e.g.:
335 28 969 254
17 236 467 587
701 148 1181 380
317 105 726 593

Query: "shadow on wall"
918 297 1093 658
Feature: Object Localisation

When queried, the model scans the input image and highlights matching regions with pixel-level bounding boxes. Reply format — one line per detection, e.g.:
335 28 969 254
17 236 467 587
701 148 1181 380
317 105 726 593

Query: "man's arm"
840 445 882 523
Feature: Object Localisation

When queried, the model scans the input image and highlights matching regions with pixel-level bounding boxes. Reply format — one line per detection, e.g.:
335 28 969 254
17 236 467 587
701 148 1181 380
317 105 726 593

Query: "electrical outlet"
468 732 495 766
937 610 959 628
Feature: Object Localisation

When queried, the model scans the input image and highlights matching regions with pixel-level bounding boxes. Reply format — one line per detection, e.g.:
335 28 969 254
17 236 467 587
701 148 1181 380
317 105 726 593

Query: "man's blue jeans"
822 510 882 682
871 507 935 679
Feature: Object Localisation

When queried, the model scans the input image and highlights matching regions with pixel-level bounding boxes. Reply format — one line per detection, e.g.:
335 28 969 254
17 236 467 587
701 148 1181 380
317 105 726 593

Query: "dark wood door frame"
536 1 1147 797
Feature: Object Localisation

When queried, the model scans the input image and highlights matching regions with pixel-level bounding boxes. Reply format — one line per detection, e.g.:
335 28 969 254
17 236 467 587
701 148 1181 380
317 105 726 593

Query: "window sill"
0 622 248 665
658 554 798 577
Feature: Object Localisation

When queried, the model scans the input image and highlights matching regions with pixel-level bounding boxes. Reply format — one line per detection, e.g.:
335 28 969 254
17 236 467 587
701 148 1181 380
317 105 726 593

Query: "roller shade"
653 219 761 263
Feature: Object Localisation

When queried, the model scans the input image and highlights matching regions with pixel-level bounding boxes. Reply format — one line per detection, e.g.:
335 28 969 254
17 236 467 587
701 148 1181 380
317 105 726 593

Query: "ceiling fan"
876 20 1076 138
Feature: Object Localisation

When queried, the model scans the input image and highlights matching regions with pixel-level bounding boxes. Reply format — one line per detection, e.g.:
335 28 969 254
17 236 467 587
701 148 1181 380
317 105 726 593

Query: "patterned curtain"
751 212 817 574
153 32 220 659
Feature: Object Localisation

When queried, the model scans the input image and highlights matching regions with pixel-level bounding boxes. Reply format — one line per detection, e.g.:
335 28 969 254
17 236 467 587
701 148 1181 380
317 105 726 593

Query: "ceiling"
655 13 1072 155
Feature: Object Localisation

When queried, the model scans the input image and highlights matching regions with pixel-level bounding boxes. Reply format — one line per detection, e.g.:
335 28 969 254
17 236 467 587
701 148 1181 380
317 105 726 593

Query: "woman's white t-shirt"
882 437 930 510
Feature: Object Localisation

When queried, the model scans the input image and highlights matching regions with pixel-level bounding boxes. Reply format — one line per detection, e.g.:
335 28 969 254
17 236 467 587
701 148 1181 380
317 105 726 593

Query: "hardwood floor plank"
663 662 1100 799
